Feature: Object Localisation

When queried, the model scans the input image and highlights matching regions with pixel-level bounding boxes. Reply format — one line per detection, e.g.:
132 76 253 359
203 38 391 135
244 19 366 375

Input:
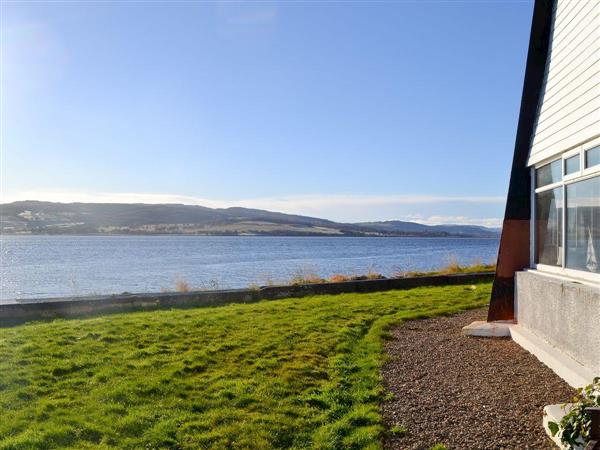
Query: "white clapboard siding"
549 4 598 60
528 0 600 166
545 19 599 87
544 25 599 91
535 90 600 140
552 0 578 21
539 57 600 117
537 69 600 127
552 0 595 41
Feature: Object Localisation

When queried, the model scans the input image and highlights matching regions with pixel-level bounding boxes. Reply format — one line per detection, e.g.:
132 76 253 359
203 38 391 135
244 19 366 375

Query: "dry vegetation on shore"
169 260 496 292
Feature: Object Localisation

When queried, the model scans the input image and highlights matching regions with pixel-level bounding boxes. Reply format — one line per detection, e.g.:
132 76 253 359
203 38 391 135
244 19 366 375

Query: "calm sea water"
0 235 499 303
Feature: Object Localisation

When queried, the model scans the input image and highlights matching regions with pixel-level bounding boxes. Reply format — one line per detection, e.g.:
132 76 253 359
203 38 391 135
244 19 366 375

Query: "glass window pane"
564 155 580 175
566 176 600 273
536 160 562 188
585 146 600 169
536 187 563 266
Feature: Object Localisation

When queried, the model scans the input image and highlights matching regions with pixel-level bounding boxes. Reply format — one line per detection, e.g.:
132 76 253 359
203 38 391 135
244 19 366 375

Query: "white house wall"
528 0 600 166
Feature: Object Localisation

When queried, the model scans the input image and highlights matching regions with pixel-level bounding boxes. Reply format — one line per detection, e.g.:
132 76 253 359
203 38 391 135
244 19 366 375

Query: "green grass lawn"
0 282 491 450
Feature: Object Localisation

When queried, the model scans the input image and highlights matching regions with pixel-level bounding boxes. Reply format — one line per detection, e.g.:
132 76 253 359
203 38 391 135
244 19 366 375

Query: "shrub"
290 266 327 285
444 255 462 273
365 265 385 280
396 260 496 278
549 377 600 449
330 274 351 283
175 279 190 292
201 279 222 290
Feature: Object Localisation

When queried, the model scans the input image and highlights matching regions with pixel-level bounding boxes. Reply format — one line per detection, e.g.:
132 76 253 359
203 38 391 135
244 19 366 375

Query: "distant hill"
0 201 501 238
354 220 501 238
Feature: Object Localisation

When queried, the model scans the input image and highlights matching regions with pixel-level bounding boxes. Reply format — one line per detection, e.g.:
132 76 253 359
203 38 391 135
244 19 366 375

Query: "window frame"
583 141 600 177
531 136 600 284
562 147 582 182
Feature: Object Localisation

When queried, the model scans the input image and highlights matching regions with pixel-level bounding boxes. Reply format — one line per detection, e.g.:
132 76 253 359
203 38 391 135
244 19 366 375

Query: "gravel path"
382 308 574 450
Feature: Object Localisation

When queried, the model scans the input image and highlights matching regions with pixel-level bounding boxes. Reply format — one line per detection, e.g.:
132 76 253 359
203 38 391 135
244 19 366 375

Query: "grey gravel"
381 308 574 450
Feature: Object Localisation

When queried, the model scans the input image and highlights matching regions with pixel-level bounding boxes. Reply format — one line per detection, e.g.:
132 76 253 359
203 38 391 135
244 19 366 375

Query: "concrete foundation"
515 270 600 378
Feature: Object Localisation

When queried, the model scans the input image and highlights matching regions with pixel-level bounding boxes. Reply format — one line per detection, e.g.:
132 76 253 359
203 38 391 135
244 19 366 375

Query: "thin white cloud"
234 194 505 209
408 215 503 228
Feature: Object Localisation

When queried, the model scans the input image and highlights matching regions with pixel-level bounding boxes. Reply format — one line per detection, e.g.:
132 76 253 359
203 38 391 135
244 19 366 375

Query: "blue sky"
1 1 533 226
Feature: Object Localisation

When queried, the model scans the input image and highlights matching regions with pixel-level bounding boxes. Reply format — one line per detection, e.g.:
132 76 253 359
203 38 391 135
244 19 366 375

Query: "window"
585 146 600 169
566 177 600 273
536 159 561 187
565 154 580 176
534 144 600 278
536 188 563 266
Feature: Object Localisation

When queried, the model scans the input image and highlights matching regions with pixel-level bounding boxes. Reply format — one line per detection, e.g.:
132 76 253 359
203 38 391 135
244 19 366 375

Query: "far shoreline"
1 233 500 239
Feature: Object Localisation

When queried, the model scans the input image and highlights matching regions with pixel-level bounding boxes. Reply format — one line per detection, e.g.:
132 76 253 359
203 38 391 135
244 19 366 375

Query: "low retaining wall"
0 272 493 325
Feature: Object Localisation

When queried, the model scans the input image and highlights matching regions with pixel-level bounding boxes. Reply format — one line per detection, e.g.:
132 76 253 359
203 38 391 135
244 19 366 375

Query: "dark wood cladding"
489 219 532 320
488 0 554 321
